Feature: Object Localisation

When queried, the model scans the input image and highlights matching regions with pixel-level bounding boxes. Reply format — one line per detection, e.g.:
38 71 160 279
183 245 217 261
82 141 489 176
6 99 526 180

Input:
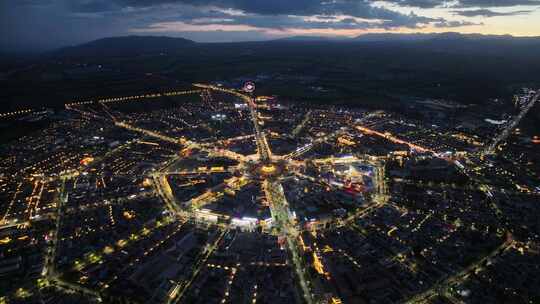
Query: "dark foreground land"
2 34 540 111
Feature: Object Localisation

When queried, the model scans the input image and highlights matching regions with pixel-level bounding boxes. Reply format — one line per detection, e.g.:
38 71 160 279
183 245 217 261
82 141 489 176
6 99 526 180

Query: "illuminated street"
1 83 539 304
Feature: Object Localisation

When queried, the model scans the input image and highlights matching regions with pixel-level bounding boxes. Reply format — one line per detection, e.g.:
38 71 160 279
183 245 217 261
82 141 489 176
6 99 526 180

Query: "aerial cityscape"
2 1 540 304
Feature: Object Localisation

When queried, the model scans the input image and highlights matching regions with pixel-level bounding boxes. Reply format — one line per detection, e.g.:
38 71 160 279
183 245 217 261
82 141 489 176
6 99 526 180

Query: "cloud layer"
1 0 539 50
452 8 535 17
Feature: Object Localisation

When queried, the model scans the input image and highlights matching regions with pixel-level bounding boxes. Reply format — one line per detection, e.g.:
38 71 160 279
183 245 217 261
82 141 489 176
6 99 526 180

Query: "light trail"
405 233 514 304
484 91 539 155
170 229 227 304
291 110 312 138
284 128 347 160
355 125 433 153
42 176 103 301
95 89 202 104
263 180 316 304
1 181 23 224
199 83 318 303
115 121 181 145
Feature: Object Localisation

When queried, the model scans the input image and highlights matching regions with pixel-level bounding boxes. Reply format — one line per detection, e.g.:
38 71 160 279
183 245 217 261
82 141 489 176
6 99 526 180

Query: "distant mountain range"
282 32 540 43
276 32 540 58
275 33 438 42
353 32 443 42
48 33 540 58
274 35 347 42
52 35 195 57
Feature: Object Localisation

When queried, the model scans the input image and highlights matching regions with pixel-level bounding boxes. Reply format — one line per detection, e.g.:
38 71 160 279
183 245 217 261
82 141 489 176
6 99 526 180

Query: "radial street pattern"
1 83 539 304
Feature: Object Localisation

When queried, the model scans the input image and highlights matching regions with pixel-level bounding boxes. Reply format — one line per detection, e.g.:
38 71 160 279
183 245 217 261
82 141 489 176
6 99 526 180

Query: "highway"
247 96 272 162
67 85 256 167
291 110 312 138
160 165 240 176
484 90 539 155
41 177 103 302
151 172 182 214
198 134 255 149
170 229 227 304
65 103 108 121
116 120 249 164
42 178 68 279
263 181 316 304
405 233 514 304
192 83 273 162
200 83 318 304
355 125 433 154
115 121 181 145
284 128 348 160
65 89 201 108
350 110 513 225
286 111 384 161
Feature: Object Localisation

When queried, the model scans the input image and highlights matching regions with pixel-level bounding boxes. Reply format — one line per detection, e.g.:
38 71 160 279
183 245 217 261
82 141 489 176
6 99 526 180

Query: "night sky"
1 0 539 51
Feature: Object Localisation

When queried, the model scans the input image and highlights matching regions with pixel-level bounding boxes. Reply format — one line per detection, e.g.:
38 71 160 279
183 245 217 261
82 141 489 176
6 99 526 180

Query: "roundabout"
151 85 387 233
248 159 288 180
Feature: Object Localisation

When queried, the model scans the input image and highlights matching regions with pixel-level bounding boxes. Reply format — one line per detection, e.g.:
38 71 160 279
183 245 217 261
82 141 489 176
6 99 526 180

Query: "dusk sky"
1 0 539 51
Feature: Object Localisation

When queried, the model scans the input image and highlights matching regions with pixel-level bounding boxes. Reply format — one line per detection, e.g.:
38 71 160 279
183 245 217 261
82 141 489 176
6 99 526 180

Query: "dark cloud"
68 0 427 20
455 0 540 7
67 0 122 13
0 0 509 51
432 19 482 27
64 0 447 29
383 0 540 8
180 10 439 30
186 15 375 30
382 0 446 9
0 0 134 50
66 0 326 15
452 8 535 16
